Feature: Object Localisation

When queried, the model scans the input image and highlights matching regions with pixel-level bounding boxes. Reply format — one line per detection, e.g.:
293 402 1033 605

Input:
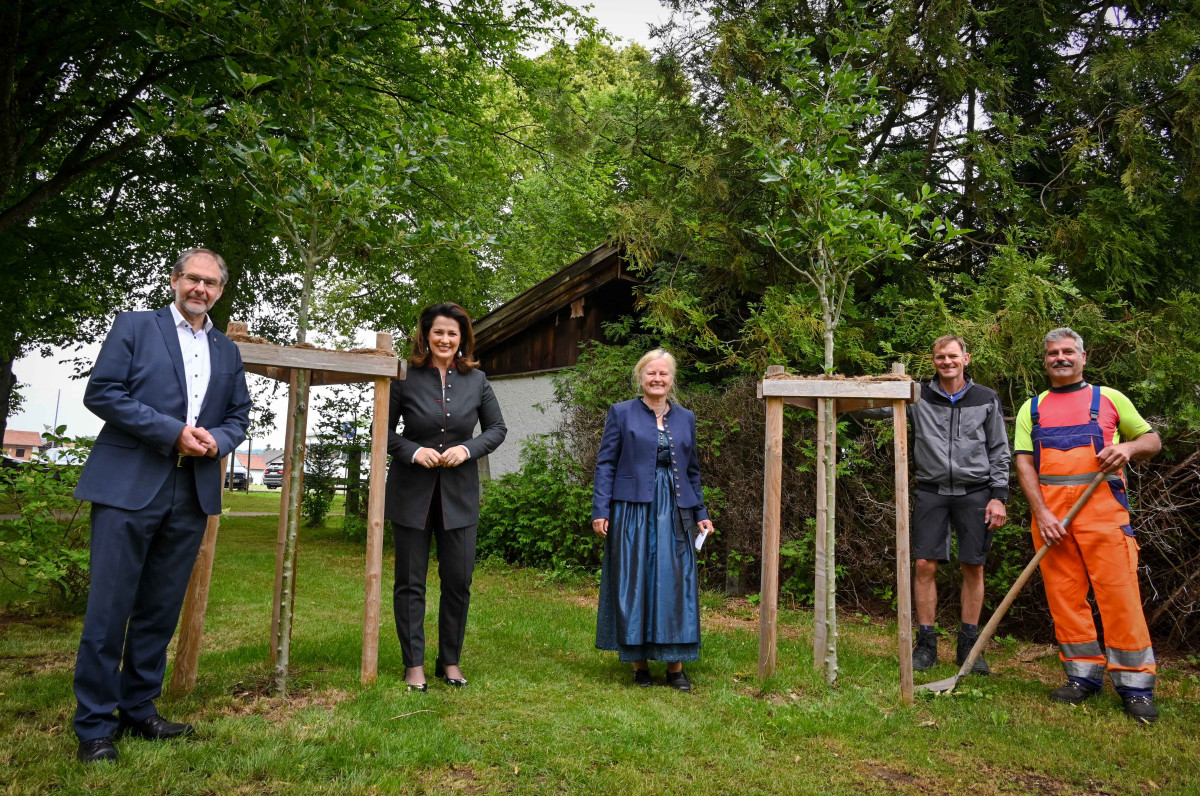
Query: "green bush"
0 428 93 607
301 441 339 528
478 437 598 573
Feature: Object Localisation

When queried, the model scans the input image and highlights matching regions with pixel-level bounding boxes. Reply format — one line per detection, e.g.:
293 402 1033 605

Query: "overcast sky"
9 1 673 451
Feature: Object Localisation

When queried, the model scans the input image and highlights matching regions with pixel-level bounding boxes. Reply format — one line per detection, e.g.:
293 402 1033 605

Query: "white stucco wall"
484 372 564 477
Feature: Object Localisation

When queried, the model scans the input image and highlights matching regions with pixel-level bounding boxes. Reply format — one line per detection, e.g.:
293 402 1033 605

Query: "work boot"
956 629 991 675
1122 694 1159 724
1050 681 1099 704
912 627 938 672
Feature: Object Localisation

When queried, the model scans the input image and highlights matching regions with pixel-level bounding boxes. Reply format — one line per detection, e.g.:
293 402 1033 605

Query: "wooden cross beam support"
757 367 919 703
170 323 403 695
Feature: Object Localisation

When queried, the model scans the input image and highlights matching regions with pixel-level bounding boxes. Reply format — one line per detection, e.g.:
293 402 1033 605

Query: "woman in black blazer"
591 349 714 690
385 302 506 691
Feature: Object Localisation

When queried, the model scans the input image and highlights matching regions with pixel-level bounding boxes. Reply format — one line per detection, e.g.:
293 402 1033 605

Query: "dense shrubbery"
0 428 93 607
477 438 597 572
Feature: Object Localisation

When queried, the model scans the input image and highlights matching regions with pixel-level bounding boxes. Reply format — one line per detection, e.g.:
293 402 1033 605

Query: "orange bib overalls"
1030 386 1155 695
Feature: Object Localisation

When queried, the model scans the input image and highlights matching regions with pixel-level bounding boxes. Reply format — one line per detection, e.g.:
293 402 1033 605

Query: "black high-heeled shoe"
404 665 428 692
434 660 468 687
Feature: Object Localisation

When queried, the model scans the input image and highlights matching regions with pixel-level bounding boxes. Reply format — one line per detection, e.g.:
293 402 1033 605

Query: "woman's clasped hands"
414 445 471 469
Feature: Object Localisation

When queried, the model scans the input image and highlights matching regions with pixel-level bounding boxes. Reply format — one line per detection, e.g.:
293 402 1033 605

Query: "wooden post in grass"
892 362 914 704
169 322 402 692
361 332 392 684
168 456 228 696
758 365 785 679
758 368 919 699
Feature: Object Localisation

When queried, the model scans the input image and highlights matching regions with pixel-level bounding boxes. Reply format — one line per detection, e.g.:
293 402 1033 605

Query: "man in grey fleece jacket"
908 335 1011 673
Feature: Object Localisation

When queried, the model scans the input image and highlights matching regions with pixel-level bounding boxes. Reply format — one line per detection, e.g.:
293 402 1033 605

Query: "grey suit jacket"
384 365 507 529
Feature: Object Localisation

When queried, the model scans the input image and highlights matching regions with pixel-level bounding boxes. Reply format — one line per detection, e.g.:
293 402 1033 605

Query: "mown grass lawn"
221 489 346 515
1 513 1197 795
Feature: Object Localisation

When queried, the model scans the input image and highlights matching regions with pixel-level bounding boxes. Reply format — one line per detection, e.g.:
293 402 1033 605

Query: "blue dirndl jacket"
591 398 709 523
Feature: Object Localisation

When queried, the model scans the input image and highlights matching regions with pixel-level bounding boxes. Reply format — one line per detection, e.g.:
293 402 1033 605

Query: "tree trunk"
822 395 838 686
813 401 828 668
0 354 15 454
272 366 309 697
272 251 319 697
821 287 838 685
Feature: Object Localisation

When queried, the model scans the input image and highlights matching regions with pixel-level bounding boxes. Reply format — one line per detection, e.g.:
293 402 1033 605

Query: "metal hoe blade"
915 472 1107 695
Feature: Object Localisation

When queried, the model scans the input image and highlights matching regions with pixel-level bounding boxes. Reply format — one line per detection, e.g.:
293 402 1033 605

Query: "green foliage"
311 387 372 540
0 428 93 607
478 438 598 573
301 441 339 529
747 26 964 371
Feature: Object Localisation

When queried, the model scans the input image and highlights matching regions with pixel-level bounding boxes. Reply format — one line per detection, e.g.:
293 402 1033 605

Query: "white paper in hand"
694 528 710 552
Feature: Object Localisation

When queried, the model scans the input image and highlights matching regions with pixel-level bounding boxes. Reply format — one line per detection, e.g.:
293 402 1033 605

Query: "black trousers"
392 482 478 668
73 464 207 741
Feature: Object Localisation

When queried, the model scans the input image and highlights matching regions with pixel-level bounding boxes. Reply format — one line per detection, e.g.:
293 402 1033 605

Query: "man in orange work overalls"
1014 328 1162 722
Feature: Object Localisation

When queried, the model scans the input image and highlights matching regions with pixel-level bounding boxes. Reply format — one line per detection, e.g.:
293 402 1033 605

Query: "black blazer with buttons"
384 364 507 529
591 398 709 523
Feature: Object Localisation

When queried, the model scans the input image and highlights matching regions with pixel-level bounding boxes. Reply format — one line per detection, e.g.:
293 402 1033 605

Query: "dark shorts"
912 487 993 565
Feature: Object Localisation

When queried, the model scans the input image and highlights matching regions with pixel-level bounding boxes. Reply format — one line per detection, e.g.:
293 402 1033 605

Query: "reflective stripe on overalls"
1031 386 1155 693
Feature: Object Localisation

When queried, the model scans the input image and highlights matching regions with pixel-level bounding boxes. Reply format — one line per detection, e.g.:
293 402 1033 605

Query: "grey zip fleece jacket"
911 379 1010 500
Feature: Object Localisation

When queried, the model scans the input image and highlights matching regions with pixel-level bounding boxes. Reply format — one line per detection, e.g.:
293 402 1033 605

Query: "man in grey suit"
72 249 251 763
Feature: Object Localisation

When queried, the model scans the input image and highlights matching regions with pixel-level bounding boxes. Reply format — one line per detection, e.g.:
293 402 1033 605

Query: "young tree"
747 29 962 685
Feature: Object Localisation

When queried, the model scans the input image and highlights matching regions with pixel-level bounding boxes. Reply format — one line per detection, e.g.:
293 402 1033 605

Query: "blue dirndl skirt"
596 464 701 662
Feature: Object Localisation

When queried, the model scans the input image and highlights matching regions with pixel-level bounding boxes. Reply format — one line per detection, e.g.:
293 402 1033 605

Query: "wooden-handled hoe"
916 471 1107 694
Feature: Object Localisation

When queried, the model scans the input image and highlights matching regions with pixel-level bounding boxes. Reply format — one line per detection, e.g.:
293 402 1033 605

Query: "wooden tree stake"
758 366 918 698
758 365 785 678
361 333 391 684
168 458 227 696
892 362 914 704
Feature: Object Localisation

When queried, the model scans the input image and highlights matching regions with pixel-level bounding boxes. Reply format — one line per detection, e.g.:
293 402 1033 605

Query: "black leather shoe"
665 669 692 692
1049 681 1099 705
77 737 118 763
406 681 429 693
434 661 467 687
632 668 653 687
117 713 195 740
1122 695 1159 723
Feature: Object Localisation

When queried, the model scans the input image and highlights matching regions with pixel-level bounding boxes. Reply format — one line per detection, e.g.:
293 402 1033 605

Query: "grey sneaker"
956 630 991 675
913 627 938 672
1050 681 1099 704
1122 695 1159 724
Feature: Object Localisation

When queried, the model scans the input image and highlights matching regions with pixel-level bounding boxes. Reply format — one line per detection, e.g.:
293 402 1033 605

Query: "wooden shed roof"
473 243 638 354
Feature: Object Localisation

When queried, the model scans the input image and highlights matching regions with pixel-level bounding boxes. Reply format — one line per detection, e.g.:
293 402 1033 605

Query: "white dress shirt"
169 303 213 427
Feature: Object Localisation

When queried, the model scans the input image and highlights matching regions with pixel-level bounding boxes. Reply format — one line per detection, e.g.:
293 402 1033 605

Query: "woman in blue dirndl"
591 349 714 690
